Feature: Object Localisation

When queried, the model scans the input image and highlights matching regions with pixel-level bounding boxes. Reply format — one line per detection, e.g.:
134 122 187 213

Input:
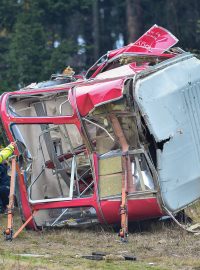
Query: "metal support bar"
13 211 37 239
76 167 93 195
28 167 45 191
83 117 115 141
4 156 16 241
80 181 94 197
50 208 69 227
109 113 134 242
69 156 75 198
74 159 80 197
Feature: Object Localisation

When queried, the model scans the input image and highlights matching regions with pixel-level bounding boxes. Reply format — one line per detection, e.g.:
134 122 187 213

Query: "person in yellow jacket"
0 142 16 163
0 142 16 213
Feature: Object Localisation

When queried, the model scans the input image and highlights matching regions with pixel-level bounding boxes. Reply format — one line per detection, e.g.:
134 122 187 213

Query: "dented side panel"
75 78 125 116
135 55 200 212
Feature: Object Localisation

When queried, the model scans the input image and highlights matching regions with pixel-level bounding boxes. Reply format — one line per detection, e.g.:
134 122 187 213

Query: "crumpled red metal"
108 24 178 59
75 78 125 116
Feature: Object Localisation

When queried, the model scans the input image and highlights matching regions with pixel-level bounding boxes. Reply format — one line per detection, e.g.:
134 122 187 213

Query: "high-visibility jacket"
0 144 15 164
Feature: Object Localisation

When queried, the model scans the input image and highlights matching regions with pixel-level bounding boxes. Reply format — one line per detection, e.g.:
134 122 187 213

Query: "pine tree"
9 1 47 88
0 0 19 92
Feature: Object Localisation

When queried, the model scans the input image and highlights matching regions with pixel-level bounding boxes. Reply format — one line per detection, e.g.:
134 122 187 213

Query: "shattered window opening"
82 100 157 195
99 54 172 75
35 207 98 228
8 92 73 117
83 115 119 155
130 153 155 191
11 123 94 204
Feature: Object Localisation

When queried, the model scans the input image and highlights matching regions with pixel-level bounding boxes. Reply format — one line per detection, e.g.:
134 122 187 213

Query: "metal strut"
4 156 16 240
163 206 200 234
3 156 37 240
109 113 133 242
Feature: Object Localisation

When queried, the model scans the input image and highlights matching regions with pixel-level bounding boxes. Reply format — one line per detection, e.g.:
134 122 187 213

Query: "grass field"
0 203 200 270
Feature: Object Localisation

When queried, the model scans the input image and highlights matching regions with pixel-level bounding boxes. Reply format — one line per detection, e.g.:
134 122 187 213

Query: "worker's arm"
0 142 16 163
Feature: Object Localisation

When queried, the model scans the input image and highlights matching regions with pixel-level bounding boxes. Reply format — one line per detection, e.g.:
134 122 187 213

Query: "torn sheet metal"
134 53 200 212
89 25 178 80
108 24 178 59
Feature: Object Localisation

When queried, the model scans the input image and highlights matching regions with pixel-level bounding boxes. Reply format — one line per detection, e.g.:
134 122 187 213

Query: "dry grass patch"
0 203 200 269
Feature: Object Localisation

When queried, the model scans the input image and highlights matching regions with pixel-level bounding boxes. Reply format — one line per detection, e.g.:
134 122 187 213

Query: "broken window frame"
36 207 98 228
82 105 158 195
129 148 158 193
7 92 74 118
82 114 119 155
10 123 95 204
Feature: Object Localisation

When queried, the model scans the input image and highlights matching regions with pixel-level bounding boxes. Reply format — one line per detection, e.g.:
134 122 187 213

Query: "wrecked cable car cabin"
1 25 200 240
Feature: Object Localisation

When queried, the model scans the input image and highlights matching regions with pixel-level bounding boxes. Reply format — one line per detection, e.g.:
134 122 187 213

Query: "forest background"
0 0 199 93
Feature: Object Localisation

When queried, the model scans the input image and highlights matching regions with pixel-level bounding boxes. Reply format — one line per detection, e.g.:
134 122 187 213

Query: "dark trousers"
0 186 9 209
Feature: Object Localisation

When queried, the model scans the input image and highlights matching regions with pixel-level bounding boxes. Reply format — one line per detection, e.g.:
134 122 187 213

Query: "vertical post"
109 114 135 241
4 156 16 240
93 0 100 60
126 0 142 43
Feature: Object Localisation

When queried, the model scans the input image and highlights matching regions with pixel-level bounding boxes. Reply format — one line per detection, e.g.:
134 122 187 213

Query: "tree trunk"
93 0 100 60
126 0 142 43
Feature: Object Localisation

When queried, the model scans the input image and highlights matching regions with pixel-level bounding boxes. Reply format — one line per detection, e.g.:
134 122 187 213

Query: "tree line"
0 0 199 92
